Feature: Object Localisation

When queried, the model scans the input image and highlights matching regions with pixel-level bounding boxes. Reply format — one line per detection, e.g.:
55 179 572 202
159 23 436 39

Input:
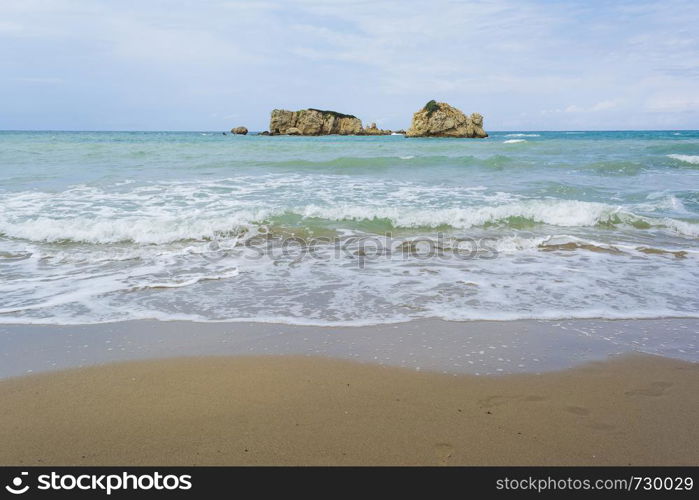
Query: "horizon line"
2 128 698 133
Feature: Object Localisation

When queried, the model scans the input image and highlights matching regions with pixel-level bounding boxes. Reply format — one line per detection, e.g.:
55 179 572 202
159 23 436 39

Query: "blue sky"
1 0 698 131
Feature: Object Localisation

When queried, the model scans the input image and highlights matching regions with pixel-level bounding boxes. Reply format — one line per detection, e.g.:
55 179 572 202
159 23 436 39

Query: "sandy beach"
1 352 697 466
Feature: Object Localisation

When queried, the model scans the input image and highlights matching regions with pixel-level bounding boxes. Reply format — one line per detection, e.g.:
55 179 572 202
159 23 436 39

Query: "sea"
1 130 698 333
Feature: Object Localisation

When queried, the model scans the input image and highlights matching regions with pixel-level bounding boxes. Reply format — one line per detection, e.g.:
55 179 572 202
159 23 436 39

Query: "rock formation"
231 126 248 135
360 122 392 136
405 101 487 138
269 108 363 136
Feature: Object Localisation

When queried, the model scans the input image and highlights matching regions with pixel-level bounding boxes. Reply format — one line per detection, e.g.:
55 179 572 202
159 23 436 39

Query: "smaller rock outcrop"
269 108 363 135
406 101 487 138
231 126 248 135
360 122 392 136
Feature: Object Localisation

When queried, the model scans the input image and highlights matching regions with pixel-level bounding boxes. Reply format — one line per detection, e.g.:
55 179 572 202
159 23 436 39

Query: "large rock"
269 108 363 135
406 101 487 138
231 126 248 135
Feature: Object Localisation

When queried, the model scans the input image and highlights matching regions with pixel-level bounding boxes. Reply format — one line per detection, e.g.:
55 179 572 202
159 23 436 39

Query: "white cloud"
646 97 699 113
590 100 618 111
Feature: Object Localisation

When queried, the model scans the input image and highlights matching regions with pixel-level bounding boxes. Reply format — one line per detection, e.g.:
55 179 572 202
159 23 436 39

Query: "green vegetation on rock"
308 108 357 119
423 100 439 117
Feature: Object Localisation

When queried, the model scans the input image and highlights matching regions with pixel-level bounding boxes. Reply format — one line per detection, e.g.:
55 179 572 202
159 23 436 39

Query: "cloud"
550 101 619 114
590 100 618 112
646 97 699 113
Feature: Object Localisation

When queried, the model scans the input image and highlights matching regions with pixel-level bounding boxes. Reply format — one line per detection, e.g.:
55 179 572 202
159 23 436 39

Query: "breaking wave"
2 197 696 244
668 154 699 165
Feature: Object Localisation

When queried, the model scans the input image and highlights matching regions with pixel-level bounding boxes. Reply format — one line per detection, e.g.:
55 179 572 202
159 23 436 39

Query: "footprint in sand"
479 394 547 408
587 421 616 431
478 395 514 408
565 406 590 416
434 443 454 465
564 405 615 431
524 395 547 402
624 381 672 397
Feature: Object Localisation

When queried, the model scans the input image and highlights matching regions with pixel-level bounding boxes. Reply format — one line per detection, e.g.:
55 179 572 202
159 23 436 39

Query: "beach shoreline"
0 352 697 466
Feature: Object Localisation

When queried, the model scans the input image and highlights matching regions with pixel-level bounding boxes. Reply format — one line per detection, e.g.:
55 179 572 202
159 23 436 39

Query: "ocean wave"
132 269 240 290
588 160 645 176
661 218 699 237
637 193 689 214
0 212 270 244
260 155 490 170
667 154 699 165
0 250 33 261
491 234 652 255
300 200 615 228
2 198 697 244
503 139 527 144
299 200 698 235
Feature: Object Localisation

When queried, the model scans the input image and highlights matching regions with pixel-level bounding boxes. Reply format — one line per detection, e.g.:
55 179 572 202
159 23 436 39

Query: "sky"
1 0 698 131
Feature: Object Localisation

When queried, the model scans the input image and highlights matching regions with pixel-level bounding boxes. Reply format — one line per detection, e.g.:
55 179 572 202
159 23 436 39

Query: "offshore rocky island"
230 100 487 138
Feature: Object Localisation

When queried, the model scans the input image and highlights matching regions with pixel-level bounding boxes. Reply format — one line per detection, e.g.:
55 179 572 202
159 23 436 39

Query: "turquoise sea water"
1 130 698 332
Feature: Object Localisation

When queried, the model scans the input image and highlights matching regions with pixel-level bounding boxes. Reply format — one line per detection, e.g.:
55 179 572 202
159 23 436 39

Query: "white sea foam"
0 211 271 244
1 160 698 332
302 200 619 229
2 240 699 330
503 139 527 144
667 154 699 165
662 218 699 237
2 182 697 244
135 269 240 290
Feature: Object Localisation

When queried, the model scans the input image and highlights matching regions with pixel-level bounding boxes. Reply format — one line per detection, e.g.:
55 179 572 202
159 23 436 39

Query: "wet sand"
2 318 698 378
0 353 697 465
